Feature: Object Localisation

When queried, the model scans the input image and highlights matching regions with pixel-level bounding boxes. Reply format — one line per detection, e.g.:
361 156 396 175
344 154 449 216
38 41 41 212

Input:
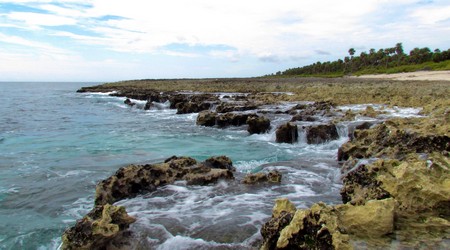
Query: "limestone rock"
261 201 352 250
216 113 256 127
196 111 217 126
305 124 339 144
290 114 316 122
61 204 136 250
337 198 395 237
215 102 258 113
202 155 235 171
176 101 212 114
337 118 450 161
271 198 296 218
341 153 450 219
247 116 271 134
124 98 136 107
242 170 282 184
275 122 298 144
94 156 234 206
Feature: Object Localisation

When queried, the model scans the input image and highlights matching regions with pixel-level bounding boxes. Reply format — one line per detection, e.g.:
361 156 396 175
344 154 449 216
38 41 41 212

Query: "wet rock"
340 163 391 205
290 114 316 122
184 168 234 185
176 101 212 114
61 204 136 250
94 156 234 206
261 198 395 250
216 113 256 127
276 123 298 144
289 103 309 111
305 124 339 144
215 102 258 113
261 200 350 250
337 118 450 161
124 98 136 107
242 170 281 184
202 155 235 171
341 154 450 213
347 121 379 140
168 94 188 109
196 111 217 126
361 105 379 118
246 116 271 134
312 100 335 111
144 101 152 110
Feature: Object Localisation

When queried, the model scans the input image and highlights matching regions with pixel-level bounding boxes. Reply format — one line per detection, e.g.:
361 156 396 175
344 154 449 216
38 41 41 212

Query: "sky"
0 0 449 82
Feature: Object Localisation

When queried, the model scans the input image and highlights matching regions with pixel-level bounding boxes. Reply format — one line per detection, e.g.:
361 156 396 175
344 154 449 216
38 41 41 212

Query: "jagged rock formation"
260 198 395 250
304 124 339 144
242 170 282 184
247 116 271 134
275 123 298 143
262 114 450 249
61 204 136 250
196 111 258 128
215 102 258 113
95 156 234 206
337 118 450 161
63 156 235 249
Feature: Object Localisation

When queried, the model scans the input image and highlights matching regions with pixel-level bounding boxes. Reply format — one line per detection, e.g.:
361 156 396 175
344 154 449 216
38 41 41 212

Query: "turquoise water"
0 82 421 249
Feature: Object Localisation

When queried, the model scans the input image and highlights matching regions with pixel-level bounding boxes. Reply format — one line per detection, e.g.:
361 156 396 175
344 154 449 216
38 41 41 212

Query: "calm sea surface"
0 82 421 249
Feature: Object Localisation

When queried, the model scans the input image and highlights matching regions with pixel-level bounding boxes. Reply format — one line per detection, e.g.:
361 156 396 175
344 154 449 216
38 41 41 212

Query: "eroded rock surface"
63 156 235 249
247 116 271 134
95 156 234 206
305 124 339 144
275 122 298 144
61 204 136 250
337 118 450 161
242 170 282 184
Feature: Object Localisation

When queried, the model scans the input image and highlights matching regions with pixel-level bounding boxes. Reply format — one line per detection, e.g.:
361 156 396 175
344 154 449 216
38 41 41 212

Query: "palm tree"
348 48 356 72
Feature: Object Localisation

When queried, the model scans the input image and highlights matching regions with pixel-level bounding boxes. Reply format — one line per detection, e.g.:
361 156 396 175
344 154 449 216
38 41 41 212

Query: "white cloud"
1 0 450 80
0 33 72 57
411 5 450 24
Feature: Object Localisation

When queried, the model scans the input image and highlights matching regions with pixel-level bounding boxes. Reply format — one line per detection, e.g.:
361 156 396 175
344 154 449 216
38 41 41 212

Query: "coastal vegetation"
272 43 450 77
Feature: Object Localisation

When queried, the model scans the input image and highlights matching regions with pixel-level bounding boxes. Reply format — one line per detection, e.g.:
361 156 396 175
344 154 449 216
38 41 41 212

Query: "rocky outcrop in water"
95 156 234 206
61 204 136 250
247 116 271 134
196 111 257 128
242 170 282 184
337 118 450 161
261 198 396 250
215 102 259 113
289 101 335 117
275 123 298 143
261 114 450 249
124 98 136 107
196 111 217 126
304 124 339 144
63 155 235 249
216 113 256 127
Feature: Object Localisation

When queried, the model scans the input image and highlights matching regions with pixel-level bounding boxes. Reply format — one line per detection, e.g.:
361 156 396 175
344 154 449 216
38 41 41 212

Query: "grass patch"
354 60 450 75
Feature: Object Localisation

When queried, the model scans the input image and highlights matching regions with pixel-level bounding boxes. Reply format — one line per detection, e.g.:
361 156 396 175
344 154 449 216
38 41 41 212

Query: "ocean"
0 82 421 249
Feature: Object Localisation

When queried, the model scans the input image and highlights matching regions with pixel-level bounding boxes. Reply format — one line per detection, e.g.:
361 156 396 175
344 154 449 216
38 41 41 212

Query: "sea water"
0 82 422 249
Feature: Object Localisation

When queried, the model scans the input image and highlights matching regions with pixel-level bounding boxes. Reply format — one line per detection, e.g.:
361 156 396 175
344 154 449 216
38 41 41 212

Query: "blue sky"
0 0 449 81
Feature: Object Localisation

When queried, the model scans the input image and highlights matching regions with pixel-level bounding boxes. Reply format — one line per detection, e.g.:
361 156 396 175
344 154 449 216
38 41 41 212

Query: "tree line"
274 43 450 76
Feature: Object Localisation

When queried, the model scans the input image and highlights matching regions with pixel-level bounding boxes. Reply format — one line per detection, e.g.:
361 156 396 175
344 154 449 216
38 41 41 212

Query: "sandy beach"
351 70 450 81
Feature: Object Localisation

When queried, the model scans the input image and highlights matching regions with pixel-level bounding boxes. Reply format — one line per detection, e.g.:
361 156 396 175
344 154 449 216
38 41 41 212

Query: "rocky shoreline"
66 78 449 249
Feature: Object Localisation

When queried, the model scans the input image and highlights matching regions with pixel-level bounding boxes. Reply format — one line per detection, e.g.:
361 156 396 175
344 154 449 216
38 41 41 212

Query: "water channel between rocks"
92 91 422 249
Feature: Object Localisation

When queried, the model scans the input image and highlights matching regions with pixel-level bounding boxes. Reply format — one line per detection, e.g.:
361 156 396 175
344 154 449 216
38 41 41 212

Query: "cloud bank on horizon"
0 0 449 81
